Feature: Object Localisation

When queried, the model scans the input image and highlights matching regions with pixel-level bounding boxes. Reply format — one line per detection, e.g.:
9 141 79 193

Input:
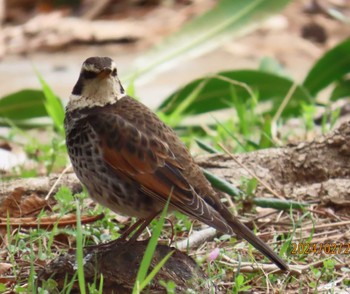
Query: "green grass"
132 194 172 293
75 199 86 294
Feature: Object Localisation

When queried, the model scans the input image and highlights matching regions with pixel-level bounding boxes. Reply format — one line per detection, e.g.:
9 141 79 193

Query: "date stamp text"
291 243 350 255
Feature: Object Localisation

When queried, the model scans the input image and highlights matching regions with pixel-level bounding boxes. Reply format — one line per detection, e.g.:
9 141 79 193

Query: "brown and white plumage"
64 57 288 271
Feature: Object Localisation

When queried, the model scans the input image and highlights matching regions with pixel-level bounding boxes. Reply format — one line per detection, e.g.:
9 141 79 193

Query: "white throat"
67 77 126 111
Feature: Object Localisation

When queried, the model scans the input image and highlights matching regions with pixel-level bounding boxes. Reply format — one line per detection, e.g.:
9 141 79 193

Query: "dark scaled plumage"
64 57 288 271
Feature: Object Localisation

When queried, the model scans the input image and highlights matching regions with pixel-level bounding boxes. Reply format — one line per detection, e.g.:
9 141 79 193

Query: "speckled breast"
64 110 159 218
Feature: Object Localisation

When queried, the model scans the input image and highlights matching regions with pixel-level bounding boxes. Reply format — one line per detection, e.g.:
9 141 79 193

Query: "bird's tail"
227 217 288 271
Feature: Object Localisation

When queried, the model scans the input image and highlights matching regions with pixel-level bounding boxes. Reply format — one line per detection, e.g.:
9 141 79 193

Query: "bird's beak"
98 68 112 79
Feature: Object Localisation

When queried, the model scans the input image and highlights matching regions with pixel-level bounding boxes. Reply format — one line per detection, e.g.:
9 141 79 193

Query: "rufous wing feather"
88 112 232 233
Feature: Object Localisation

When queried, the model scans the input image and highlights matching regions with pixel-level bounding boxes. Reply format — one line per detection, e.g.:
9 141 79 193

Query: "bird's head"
67 57 126 111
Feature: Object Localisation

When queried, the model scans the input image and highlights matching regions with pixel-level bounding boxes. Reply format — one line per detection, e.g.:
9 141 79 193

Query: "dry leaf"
0 262 12 275
0 187 24 217
0 188 48 217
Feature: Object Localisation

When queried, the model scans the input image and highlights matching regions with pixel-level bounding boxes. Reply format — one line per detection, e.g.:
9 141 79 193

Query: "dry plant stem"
291 228 339 240
309 232 349 243
82 0 112 20
218 143 283 199
279 219 350 236
272 82 298 124
175 227 217 250
45 164 72 200
289 230 344 242
209 74 257 103
223 192 235 210
220 254 329 275
218 259 290 274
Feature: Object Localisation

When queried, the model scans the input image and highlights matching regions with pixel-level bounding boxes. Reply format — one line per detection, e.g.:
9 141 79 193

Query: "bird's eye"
111 69 117 77
82 71 97 79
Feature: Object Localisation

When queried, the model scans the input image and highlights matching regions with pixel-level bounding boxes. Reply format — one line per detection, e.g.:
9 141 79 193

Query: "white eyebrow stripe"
82 63 100 72
111 61 117 70
82 61 117 73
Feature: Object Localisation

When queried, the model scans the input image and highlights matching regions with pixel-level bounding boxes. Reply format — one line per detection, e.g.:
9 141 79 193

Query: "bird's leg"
93 218 146 249
128 211 160 243
165 217 175 245
83 219 144 251
84 212 160 251
119 218 145 241
84 218 146 252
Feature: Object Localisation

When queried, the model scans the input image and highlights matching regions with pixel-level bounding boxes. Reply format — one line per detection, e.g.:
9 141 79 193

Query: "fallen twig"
175 227 217 250
0 213 104 228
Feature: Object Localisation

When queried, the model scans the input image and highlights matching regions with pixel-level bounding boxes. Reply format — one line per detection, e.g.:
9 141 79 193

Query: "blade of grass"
258 116 274 149
219 143 283 199
6 211 16 278
161 80 207 127
36 72 65 135
213 117 246 151
173 80 207 117
29 245 36 294
75 199 86 294
132 191 172 294
98 274 104 294
63 272 78 294
231 84 249 137
139 251 174 290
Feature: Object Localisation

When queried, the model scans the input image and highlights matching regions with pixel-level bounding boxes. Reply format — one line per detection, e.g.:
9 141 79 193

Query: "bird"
64 56 288 271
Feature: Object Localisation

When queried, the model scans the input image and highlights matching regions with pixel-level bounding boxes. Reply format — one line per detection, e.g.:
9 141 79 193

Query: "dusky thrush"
64 56 288 271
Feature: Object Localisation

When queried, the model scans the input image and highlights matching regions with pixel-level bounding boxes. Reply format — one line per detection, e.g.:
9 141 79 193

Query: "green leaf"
303 38 350 96
158 71 312 118
0 89 48 124
160 80 207 126
253 198 310 210
330 78 350 101
259 56 290 78
0 76 65 130
130 0 291 80
54 186 74 206
37 73 65 134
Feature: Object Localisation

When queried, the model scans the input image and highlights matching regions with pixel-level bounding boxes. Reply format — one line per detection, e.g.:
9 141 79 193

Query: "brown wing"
87 108 231 233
